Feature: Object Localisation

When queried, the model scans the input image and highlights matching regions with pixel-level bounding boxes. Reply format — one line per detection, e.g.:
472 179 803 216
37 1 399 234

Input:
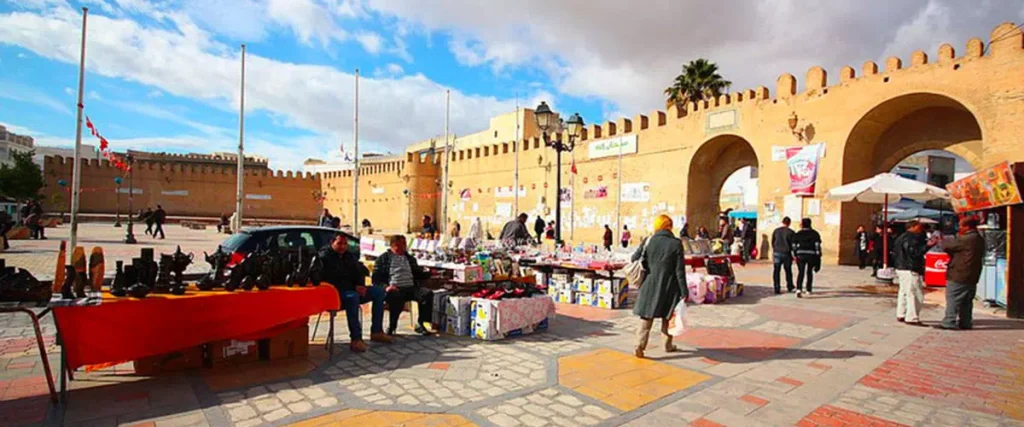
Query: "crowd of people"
137 205 167 239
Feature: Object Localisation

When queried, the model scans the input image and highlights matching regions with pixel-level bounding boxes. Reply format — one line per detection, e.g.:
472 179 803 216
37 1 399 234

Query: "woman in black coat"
631 215 688 358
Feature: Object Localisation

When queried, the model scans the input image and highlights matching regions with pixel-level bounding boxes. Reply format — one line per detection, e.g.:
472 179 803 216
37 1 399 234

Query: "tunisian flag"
570 158 578 174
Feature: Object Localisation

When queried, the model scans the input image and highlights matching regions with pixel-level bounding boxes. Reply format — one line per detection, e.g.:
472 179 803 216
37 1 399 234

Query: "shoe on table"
350 340 368 353
370 332 393 343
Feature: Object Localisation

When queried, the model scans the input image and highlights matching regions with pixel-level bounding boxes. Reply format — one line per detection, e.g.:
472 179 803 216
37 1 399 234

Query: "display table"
52 285 339 373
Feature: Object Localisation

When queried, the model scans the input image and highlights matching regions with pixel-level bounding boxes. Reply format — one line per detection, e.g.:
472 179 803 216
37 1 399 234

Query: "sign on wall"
621 183 651 203
773 143 827 162
245 194 272 200
116 188 143 194
495 202 513 218
161 190 189 196
946 161 1023 213
559 188 572 207
371 187 385 195
495 186 527 198
786 143 824 196
583 185 608 199
459 188 472 200
588 134 637 159
706 109 738 133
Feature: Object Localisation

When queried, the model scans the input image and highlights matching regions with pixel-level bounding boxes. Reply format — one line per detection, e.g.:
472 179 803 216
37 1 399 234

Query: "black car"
217 226 360 267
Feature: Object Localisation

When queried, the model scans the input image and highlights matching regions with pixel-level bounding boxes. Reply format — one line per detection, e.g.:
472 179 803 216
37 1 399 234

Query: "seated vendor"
373 235 434 336
318 233 390 352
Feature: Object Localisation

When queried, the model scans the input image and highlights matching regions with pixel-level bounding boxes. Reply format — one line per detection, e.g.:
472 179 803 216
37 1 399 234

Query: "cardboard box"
596 279 626 296
555 289 575 304
264 324 309 360
576 292 597 307
208 339 259 367
133 346 203 375
453 265 484 283
574 276 596 293
596 292 627 309
444 296 472 336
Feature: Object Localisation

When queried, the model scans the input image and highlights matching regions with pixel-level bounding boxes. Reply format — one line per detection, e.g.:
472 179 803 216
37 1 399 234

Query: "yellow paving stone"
288 410 475 427
558 349 711 411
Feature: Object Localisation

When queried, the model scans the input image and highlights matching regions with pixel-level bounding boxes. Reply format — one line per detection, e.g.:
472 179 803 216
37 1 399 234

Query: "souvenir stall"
945 161 1024 317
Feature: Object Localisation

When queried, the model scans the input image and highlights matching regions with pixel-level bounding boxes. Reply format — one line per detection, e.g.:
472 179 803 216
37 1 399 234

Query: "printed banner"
371 187 385 195
946 161 1022 213
583 185 608 200
161 190 189 196
559 188 572 206
621 183 651 203
495 202 513 218
786 144 823 196
588 134 638 159
495 186 527 198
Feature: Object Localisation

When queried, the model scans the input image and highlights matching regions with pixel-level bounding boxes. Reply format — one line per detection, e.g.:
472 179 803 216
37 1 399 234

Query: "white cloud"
0 121 35 136
147 89 163 98
64 87 74 96
87 90 102 100
373 62 404 77
356 31 383 54
0 80 72 115
16 52 26 58
267 0 347 47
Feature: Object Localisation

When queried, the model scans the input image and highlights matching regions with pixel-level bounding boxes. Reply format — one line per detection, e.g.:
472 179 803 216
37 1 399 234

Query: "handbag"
623 237 650 288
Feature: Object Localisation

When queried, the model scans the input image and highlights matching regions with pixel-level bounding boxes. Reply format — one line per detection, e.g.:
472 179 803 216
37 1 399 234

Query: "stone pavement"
2 261 1024 426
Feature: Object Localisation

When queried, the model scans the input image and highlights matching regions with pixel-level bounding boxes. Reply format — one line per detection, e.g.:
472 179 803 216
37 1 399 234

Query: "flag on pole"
571 158 578 174
86 116 97 136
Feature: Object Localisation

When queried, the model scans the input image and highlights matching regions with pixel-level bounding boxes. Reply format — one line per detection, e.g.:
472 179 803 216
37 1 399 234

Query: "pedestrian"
153 205 167 239
499 213 532 246
331 216 341 229
855 225 870 270
771 217 796 294
602 224 613 251
447 219 460 239
362 218 372 234
791 218 822 297
143 207 155 236
319 209 333 227
679 223 690 239
718 217 734 247
218 213 230 233
621 225 631 248
422 215 434 237
0 209 13 250
469 217 483 242
892 220 932 324
941 216 985 330
534 215 545 242
23 202 40 240
696 226 710 239
374 235 434 336
317 233 388 352
631 214 687 358
739 218 756 262
545 221 555 240
870 225 884 276
30 200 45 239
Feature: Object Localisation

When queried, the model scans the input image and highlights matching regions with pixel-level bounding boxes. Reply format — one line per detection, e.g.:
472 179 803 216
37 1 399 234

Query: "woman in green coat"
631 214 689 358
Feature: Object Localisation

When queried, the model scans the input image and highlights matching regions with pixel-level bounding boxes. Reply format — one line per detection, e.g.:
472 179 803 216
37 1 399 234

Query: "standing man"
941 216 984 330
892 220 931 324
0 208 13 250
771 217 796 294
791 218 822 298
319 209 333 227
499 213 532 246
143 207 155 236
870 225 884 277
317 233 389 352
534 215 545 243
373 235 433 336
602 224 613 251
153 205 167 239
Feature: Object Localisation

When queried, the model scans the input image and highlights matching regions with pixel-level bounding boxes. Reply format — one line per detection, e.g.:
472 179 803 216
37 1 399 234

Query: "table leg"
327 311 335 360
13 308 58 404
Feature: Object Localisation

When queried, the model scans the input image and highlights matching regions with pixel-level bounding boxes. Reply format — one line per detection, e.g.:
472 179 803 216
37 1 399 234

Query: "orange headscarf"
653 214 673 232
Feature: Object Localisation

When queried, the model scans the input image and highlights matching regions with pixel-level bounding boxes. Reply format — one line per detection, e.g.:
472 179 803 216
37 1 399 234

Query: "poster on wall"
588 134 638 159
784 194 803 223
946 161 1022 213
371 187 385 195
495 202 513 218
161 190 188 196
583 185 608 199
559 188 573 206
786 143 824 196
773 144 826 162
495 186 527 198
246 194 272 200
621 183 651 202
459 188 472 201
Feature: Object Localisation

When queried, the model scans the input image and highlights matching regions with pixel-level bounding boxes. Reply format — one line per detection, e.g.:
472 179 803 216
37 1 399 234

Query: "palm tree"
664 59 732 111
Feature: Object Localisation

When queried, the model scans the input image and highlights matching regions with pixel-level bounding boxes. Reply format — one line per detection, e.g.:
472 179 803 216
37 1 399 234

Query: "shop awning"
727 210 757 219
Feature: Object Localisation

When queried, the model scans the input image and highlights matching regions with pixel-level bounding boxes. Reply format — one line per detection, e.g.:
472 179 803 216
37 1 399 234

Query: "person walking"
534 216 545 243
791 218 822 297
621 225 631 248
771 217 796 294
718 217 734 247
30 200 45 239
631 215 687 358
870 225 884 277
153 205 167 239
941 216 985 330
142 207 155 236
855 225 870 270
602 224 613 251
892 220 931 324
0 209 13 250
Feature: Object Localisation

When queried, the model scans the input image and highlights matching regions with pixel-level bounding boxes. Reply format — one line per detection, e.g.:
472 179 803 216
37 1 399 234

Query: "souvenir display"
0 259 51 303
111 261 128 297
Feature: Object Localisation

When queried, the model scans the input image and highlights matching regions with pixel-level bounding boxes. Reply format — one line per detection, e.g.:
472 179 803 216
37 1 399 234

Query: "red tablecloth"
53 285 339 371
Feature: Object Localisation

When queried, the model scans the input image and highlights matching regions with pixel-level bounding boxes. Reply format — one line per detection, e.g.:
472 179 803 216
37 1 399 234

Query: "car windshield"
220 233 250 252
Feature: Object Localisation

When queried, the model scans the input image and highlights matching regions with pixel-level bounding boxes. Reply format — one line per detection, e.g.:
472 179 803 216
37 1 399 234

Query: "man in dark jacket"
534 216 545 242
499 213 532 246
0 210 12 250
941 216 985 330
771 217 796 294
892 220 932 324
372 235 433 336
152 205 167 239
142 207 154 236
870 225 884 276
602 225 613 251
318 233 388 352
791 218 822 297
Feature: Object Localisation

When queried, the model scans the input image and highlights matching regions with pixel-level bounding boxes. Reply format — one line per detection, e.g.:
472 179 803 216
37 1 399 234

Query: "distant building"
33 145 100 169
0 124 35 167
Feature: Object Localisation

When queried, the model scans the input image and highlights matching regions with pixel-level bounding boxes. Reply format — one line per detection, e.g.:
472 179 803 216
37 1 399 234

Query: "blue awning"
727 210 757 219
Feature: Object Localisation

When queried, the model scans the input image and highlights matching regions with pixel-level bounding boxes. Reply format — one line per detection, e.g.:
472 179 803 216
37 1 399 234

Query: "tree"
0 150 45 202
664 59 732 111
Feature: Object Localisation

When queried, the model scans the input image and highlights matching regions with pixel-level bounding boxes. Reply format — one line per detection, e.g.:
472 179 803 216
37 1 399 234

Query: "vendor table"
51 285 339 399
0 306 57 403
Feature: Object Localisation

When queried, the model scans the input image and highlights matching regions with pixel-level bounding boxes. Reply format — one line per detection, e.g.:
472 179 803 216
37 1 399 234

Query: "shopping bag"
623 237 649 288
668 302 688 337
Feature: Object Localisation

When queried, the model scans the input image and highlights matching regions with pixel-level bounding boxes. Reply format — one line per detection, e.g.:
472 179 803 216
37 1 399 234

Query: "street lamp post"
123 154 137 244
534 101 584 246
114 176 123 227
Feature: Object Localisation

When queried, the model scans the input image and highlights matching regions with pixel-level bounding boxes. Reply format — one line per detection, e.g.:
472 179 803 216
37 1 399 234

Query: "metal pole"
883 194 889 269
615 141 623 245
69 7 88 258
114 180 121 227
124 155 136 243
514 93 520 215
555 146 562 245
234 44 246 232
441 89 450 231
353 68 360 233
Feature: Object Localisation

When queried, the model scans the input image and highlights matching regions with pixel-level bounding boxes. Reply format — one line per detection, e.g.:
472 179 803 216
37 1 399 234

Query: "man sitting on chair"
317 233 390 352
373 235 434 336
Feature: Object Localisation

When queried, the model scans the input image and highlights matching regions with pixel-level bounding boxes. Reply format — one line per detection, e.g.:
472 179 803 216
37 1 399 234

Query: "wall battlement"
44 155 316 181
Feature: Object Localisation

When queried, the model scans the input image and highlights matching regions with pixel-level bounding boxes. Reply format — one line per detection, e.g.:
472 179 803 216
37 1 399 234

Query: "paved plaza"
2 224 1024 426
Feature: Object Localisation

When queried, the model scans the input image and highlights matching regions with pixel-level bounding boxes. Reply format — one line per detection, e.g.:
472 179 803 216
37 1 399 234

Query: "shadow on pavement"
653 347 872 364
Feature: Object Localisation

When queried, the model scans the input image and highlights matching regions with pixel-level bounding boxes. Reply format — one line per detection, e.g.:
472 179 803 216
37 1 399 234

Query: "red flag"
571 158 578 174
99 136 109 151
86 116 97 136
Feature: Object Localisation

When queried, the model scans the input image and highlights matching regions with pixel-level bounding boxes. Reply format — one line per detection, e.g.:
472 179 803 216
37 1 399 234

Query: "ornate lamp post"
113 176 123 227
123 154 137 244
534 101 584 246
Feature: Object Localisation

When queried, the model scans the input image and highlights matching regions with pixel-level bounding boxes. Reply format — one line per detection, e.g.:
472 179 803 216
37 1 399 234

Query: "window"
277 231 315 249
494 130 498 138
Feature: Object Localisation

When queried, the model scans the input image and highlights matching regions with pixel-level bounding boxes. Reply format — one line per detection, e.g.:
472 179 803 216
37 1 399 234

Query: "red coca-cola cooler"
924 252 949 287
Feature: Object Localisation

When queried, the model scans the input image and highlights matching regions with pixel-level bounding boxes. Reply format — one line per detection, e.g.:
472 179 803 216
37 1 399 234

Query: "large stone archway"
838 93 983 263
686 134 759 233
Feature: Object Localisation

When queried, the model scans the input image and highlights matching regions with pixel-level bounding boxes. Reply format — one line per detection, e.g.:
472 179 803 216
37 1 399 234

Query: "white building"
32 144 100 169
0 124 35 168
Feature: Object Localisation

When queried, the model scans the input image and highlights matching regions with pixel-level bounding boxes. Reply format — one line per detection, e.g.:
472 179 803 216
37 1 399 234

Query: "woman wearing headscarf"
631 214 688 358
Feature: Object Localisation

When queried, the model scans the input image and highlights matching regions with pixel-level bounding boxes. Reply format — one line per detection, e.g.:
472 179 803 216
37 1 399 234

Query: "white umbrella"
826 173 949 269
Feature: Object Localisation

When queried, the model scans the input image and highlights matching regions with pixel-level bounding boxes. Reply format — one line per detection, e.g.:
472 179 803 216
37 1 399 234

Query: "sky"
1 0 1022 172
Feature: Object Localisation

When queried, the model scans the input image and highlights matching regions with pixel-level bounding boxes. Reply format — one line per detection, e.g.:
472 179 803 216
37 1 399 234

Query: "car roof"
241 226 358 239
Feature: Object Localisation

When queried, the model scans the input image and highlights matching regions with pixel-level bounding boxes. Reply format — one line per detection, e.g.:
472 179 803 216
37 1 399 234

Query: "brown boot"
349 340 368 353
370 333 393 344
634 348 645 358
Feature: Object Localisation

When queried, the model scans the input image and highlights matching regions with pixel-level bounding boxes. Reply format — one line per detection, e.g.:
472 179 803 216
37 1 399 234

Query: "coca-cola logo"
935 259 948 270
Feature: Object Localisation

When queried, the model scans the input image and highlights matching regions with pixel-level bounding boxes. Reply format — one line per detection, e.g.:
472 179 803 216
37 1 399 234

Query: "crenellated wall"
41 156 321 220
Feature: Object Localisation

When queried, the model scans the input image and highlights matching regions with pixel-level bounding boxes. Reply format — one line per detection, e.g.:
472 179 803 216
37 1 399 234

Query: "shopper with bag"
629 214 688 359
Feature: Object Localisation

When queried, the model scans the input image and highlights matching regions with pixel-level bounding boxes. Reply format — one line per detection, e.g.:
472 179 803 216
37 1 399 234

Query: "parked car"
216 226 360 268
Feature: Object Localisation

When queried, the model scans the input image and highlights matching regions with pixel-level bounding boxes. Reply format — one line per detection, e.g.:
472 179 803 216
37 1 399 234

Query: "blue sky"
1 0 1019 171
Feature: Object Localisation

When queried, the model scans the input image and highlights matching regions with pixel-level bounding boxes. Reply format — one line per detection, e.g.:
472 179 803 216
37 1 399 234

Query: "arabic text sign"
588 134 637 159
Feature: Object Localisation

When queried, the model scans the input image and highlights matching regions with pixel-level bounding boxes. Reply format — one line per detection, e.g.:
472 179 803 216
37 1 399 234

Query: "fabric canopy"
727 210 757 219
888 207 954 221
826 173 949 204
53 285 339 371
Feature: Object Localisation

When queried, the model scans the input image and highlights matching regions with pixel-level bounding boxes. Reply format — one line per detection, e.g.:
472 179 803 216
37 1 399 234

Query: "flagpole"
615 140 623 246
514 92 520 215
441 89 450 231
69 7 88 258
353 68 360 234
234 44 246 232
570 150 575 242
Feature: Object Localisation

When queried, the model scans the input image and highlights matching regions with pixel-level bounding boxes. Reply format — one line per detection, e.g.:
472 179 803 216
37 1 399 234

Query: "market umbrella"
826 173 949 269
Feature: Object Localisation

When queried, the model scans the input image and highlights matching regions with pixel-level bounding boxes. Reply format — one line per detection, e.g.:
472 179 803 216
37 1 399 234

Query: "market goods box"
260 324 309 361
555 289 575 304
576 292 597 307
534 272 548 287
208 339 259 368
453 265 484 283
574 276 596 293
444 296 472 336
471 298 551 341
431 290 451 327
596 292 627 309
133 346 203 375
504 318 549 339
596 279 627 296
547 285 559 296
